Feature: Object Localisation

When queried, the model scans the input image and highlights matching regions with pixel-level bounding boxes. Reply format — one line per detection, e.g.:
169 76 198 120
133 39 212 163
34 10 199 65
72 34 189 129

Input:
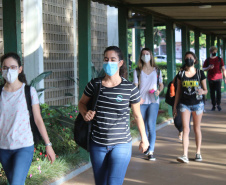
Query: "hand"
154 90 160 97
173 107 177 119
84 110 96 122
197 88 203 95
46 146 56 164
140 98 145 105
209 65 214 69
139 138 149 153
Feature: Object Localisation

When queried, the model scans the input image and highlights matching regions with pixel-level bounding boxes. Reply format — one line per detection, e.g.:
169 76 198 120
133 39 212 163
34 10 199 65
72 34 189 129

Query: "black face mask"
212 52 217 57
185 58 194 67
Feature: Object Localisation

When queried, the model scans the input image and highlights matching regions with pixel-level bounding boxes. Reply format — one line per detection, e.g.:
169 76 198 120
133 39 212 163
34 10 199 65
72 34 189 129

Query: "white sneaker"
194 154 202 162
177 155 189 163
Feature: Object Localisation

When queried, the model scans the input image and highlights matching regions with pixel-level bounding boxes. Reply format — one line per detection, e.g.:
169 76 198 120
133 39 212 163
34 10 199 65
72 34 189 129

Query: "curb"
50 118 173 185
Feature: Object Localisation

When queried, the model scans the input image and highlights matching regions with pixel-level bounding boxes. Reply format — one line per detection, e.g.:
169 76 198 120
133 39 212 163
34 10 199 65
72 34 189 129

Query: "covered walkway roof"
93 0 226 38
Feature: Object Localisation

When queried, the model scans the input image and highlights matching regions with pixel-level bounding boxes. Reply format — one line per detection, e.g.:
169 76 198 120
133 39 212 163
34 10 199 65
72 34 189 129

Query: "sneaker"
148 153 156 161
217 105 222 111
195 154 202 162
211 106 216 111
177 155 189 163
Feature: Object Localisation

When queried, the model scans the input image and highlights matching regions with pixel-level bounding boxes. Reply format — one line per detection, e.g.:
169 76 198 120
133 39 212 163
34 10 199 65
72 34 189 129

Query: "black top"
84 77 140 145
177 69 206 105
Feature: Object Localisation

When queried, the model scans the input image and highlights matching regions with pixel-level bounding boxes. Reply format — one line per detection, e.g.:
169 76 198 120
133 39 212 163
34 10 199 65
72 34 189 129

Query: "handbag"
74 78 101 151
165 81 175 106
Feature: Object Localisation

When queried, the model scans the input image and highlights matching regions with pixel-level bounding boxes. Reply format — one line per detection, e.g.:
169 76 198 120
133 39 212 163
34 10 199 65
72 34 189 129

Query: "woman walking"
173 51 207 163
133 48 164 161
78 46 149 185
0 53 55 185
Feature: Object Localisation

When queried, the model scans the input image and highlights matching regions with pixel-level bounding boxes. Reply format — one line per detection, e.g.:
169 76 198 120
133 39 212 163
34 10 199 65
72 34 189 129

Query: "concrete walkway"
61 95 226 185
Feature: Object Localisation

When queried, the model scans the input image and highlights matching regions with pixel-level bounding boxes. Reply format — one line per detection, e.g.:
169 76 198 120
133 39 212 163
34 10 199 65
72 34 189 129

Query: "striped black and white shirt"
84 77 140 145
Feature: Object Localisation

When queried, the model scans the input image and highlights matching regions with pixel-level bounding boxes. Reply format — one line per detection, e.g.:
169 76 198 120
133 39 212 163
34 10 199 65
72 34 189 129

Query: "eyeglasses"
2 65 18 71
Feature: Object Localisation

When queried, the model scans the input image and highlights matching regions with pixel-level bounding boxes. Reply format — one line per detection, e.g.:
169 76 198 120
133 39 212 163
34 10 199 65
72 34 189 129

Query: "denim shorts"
180 102 204 115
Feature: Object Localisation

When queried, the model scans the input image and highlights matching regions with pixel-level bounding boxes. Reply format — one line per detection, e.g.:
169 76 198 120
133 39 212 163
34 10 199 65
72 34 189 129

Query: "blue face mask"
103 62 119 76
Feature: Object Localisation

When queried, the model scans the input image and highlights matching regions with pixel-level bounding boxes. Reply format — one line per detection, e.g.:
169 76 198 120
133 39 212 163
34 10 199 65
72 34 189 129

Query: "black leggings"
209 80 221 106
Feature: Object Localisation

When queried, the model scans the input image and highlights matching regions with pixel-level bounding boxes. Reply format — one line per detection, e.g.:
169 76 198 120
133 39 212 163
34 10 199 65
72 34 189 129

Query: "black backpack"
0 84 41 144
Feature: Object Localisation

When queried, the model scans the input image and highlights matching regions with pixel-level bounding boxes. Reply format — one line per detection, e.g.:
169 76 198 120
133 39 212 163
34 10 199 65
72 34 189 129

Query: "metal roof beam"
126 2 226 7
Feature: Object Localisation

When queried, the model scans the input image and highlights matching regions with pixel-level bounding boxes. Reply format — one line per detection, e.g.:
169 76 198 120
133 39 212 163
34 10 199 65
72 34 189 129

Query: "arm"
133 69 138 87
32 104 55 164
221 65 226 84
131 102 149 153
78 93 96 121
199 79 208 95
155 82 164 96
173 78 182 117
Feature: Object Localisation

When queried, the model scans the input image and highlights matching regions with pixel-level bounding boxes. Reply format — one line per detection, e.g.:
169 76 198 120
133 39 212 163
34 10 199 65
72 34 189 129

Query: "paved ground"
62 95 226 185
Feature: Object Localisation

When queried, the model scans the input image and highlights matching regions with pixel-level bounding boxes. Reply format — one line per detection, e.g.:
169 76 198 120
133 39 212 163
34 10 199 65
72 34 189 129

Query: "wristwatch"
45 142 52 146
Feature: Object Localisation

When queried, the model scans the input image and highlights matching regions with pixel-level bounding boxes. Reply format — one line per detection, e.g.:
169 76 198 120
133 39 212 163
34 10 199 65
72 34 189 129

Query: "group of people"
0 45 225 185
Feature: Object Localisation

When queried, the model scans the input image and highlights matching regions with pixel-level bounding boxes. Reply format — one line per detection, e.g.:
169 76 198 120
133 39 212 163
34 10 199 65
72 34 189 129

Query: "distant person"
174 51 207 163
133 48 164 161
203 46 226 111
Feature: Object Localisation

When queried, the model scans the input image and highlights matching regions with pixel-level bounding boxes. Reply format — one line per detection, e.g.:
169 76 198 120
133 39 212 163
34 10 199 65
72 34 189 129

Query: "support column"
23 0 44 102
78 0 91 98
217 37 221 57
206 34 211 99
181 26 189 64
135 22 141 63
2 0 22 57
187 29 190 50
195 30 200 69
206 34 211 58
211 34 215 46
118 6 129 75
166 21 176 116
145 15 154 53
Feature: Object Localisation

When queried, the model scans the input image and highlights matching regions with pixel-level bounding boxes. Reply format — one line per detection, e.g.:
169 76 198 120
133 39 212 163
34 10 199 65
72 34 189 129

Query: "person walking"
0 53 55 185
78 46 149 185
173 51 207 163
133 48 164 161
203 46 226 111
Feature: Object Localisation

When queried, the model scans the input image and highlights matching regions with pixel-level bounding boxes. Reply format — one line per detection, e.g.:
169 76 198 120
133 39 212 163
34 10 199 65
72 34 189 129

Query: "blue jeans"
90 139 132 185
140 103 159 153
0 145 34 185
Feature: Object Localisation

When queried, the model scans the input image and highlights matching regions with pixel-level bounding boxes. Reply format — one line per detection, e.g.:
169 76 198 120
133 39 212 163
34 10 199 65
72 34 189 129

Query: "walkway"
62 95 226 185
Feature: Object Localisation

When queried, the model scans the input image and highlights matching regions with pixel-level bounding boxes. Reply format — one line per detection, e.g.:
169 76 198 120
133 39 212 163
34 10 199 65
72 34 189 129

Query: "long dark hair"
1 52 27 84
137 48 156 71
104 46 127 78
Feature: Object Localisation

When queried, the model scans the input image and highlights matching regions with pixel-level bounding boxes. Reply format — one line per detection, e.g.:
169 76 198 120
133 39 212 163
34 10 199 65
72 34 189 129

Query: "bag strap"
136 68 141 88
0 85 4 95
90 78 102 111
156 67 160 89
24 85 33 117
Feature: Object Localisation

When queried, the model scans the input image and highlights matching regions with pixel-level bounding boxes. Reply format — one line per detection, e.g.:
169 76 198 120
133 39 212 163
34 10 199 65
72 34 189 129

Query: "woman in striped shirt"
78 46 149 185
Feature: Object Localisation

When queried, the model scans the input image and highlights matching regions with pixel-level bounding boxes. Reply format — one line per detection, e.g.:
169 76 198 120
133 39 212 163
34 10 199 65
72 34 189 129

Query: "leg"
0 149 14 183
181 110 191 157
107 142 132 185
209 80 216 108
146 103 159 153
173 105 183 133
10 145 34 185
192 103 204 155
140 104 148 143
215 80 222 106
89 140 108 185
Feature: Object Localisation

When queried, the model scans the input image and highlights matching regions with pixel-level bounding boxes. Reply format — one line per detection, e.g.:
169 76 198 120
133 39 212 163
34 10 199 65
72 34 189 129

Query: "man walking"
203 46 226 111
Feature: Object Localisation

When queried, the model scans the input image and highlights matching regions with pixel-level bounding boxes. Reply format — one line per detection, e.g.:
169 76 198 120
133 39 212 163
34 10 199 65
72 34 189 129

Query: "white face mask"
2 69 19 84
141 54 151 63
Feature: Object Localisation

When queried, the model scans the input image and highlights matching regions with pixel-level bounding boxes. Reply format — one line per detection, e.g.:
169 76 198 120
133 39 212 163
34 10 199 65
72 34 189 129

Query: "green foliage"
30 71 52 89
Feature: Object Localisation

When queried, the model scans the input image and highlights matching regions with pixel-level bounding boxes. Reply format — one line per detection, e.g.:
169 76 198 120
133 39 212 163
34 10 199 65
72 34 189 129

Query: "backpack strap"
24 85 41 144
135 67 141 88
156 67 160 89
0 85 4 95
